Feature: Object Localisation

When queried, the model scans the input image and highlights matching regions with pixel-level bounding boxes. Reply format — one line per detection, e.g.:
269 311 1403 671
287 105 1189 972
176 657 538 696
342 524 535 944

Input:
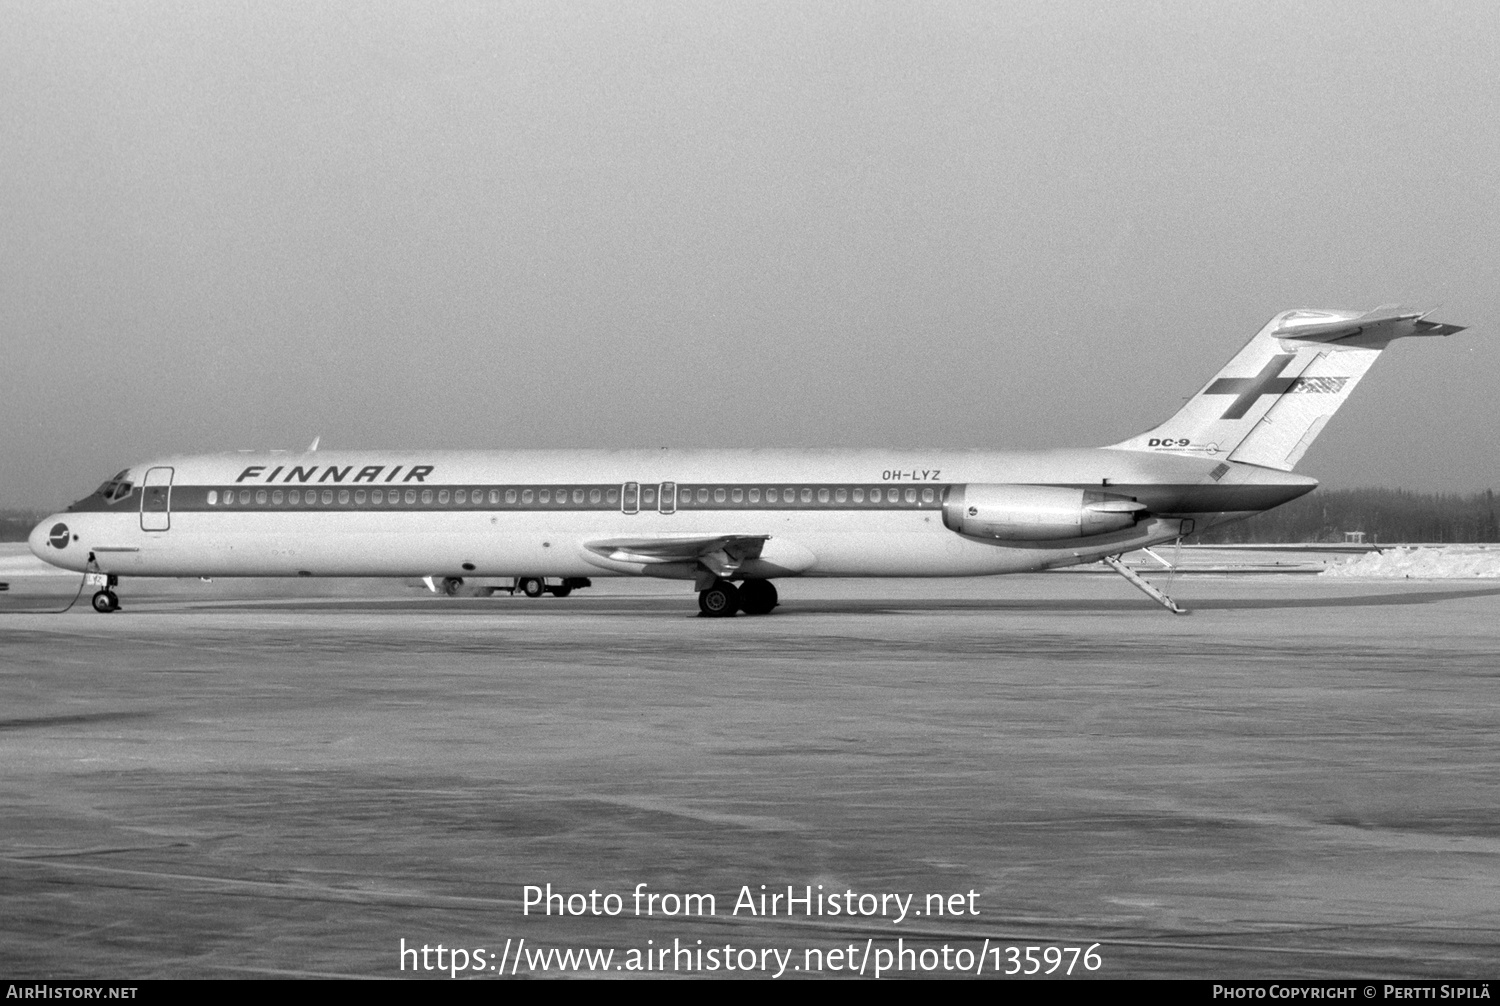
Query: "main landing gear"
697 579 779 618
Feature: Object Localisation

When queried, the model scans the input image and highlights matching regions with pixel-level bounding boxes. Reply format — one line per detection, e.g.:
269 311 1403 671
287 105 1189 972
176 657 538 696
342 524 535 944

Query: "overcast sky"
3 1 1496 509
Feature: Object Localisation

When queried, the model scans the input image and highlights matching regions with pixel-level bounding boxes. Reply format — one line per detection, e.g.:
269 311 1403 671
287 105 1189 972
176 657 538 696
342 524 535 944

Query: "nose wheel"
91 589 120 613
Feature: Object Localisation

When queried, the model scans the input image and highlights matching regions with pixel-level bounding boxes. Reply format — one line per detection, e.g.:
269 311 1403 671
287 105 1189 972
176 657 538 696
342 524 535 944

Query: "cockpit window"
94 470 134 504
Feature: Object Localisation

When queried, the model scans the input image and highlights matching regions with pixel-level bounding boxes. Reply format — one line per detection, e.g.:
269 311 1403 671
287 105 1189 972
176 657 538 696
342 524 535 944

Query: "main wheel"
549 586 573 598
738 579 778 615
441 576 463 596
697 580 740 617
91 589 118 613
519 577 546 598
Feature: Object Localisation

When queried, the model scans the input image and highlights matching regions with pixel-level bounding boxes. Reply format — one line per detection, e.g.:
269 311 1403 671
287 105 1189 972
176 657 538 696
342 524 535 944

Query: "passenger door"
140 466 173 531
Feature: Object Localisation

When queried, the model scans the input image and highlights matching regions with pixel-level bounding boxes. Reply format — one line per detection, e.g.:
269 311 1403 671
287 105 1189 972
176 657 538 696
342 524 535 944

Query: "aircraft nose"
29 515 78 565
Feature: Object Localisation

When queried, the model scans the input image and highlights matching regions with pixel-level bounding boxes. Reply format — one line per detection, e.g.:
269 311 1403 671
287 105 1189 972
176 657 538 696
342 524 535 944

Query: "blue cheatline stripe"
181 483 951 513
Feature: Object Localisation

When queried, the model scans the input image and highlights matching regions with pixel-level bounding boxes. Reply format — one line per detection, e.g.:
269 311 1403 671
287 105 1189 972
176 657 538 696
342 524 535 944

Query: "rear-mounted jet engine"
942 485 1148 540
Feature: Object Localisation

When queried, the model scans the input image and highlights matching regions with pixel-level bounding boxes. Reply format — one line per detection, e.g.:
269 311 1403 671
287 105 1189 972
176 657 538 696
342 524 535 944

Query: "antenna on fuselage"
307 436 321 453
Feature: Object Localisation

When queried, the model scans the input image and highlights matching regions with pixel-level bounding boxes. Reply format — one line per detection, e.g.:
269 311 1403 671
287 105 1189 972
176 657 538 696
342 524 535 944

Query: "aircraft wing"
582 534 771 578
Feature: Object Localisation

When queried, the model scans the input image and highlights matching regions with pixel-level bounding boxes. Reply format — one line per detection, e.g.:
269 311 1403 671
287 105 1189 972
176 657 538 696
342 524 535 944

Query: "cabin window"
835 488 847 503
784 487 796 502
438 490 449 504
538 490 550 503
239 490 251 504
371 490 381 504
695 488 707 503
766 488 777 502
871 488 883 503
522 489 533 504
454 490 465 504
713 488 726 503
488 490 500 504
573 488 584 504
589 488 601 504
353 490 365 504
207 490 218 505
853 488 864 502
272 490 284 504
403 489 415 504
254 490 266 505
503 490 515 504
334 490 347 504
606 488 619 504
800 488 813 503
221 489 233 505
418 489 431 504
748 488 760 502
289 490 300 504
921 488 934 503
817 488 829 503
905 488 917 503
555 487 567 503
731 488 743 503
641 487 654 504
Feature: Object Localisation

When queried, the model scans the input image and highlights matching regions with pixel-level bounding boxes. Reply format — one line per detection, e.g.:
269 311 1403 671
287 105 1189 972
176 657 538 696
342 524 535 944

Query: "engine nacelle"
942 484 1148 541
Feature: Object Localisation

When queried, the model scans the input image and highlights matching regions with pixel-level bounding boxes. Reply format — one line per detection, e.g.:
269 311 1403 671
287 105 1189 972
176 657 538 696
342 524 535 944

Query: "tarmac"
2 549 1498 979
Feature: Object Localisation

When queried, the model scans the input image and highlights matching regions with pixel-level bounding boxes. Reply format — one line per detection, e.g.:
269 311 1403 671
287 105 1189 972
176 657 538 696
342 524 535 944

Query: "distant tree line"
1192 488 1500 544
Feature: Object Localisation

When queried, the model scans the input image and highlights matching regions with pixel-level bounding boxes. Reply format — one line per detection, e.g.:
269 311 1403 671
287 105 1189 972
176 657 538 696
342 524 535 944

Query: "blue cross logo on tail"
1204 354 1348 420
1204 354 1299 419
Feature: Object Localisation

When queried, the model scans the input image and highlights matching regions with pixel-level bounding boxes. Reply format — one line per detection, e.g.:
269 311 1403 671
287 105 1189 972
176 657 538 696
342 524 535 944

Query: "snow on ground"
1322 545 1500 578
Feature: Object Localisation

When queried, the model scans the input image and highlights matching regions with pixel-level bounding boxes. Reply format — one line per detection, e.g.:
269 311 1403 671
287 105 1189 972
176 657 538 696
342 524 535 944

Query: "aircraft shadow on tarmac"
195 583 1500 616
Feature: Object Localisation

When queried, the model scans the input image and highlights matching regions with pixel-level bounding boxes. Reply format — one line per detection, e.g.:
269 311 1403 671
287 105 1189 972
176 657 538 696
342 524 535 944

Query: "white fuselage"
29 447 1315 582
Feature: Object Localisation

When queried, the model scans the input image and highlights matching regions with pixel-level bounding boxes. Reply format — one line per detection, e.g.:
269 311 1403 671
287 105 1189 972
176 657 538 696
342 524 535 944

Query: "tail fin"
1109 306 1464 470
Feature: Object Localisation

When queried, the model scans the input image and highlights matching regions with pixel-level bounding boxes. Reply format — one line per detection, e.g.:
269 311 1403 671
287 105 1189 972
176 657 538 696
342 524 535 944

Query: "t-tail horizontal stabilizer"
1110 306 1465 471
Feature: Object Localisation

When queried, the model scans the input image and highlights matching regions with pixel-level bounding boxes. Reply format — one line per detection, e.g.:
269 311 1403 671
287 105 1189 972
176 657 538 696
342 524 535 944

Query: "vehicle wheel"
697 580 740 617
738 579 778 615
519 577 546 598
441 576 463 596
91 590 118 613
550 586 572 598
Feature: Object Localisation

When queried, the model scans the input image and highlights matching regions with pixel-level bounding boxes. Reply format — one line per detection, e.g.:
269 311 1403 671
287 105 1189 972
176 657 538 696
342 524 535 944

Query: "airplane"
28 306 1468 617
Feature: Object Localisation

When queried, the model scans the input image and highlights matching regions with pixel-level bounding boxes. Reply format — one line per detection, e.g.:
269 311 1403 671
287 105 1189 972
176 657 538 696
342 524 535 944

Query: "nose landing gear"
87 570 120 613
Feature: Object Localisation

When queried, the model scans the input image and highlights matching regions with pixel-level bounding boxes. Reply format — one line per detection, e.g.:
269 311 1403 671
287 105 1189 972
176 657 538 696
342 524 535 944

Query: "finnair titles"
29 306 1469 616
